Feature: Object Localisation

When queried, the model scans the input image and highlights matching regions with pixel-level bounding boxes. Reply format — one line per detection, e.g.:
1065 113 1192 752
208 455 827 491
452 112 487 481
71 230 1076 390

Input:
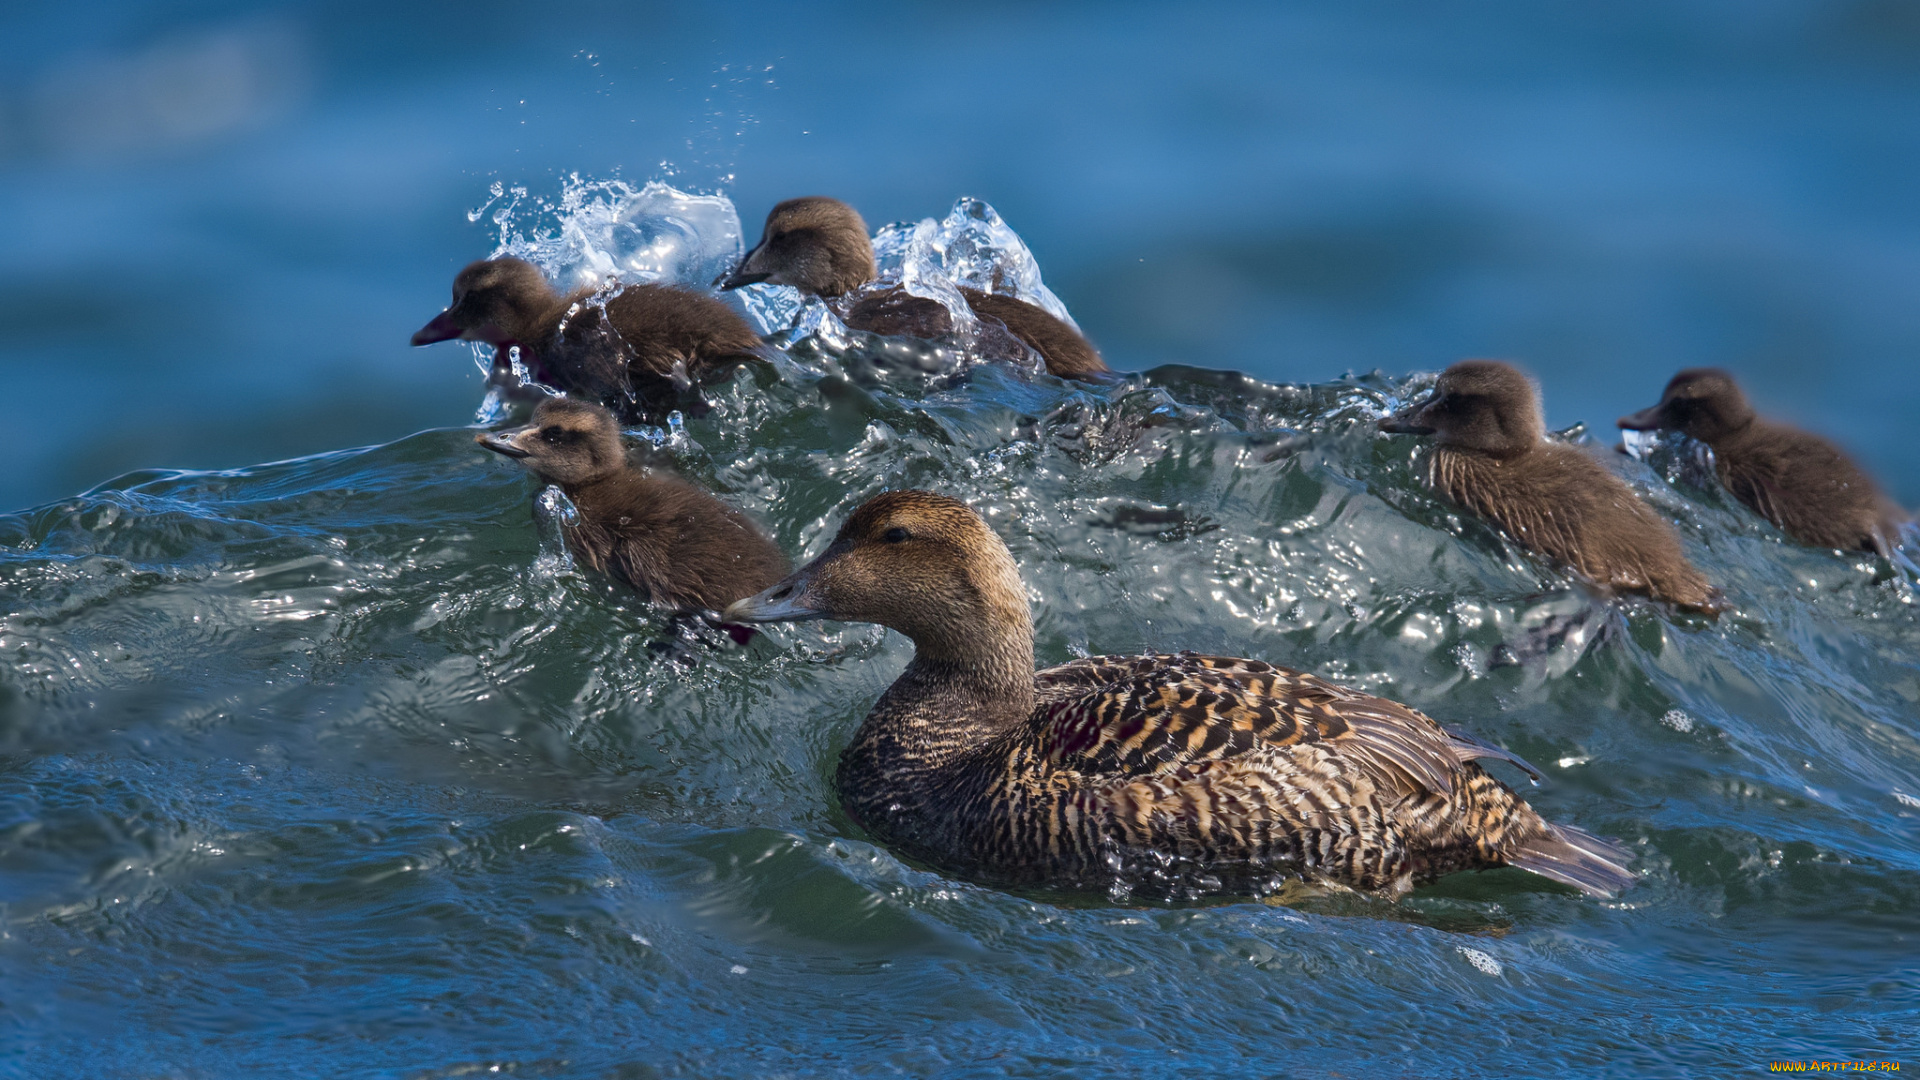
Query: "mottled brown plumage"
1620 368 1908 556
1382 360 1722 613
720 197 1110 380
414 257 764 420
476 397 789 613
726 490 1634 898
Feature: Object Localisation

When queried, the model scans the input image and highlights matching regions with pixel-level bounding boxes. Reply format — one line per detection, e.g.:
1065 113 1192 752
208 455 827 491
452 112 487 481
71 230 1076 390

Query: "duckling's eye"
883 526 910 544
540 426 567 444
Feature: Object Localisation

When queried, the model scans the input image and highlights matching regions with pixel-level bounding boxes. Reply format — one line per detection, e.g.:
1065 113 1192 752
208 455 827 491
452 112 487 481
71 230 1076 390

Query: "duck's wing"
1032 653 1524 797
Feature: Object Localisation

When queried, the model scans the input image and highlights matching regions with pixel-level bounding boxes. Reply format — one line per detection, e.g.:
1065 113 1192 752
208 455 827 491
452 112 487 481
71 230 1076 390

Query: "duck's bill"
474 429 532 459
715 266 769 291
723 571 827 624
1616 405 1666 431
411 311 464 346
1376 404 1435 434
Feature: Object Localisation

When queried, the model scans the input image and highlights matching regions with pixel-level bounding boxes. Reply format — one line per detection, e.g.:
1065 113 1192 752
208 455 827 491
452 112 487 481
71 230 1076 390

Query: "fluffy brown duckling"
415 256 765 419
719 197 1110 380
1380 360 1721 613
726 489 1634 899
1619 368 1908 556
476 397 789 613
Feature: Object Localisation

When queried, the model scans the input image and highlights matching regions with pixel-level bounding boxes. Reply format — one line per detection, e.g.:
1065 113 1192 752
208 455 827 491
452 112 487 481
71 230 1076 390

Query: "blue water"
2 3 1918 1077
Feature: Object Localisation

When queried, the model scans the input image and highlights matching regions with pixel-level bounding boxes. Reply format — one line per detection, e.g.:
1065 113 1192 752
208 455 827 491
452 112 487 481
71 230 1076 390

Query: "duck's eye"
541 426 567 444
883 526 910 544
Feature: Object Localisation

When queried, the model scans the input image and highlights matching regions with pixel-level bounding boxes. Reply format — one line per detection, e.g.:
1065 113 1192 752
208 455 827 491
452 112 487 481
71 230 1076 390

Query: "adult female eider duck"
1619 368 1908 557
724 489 1635 898
717 196 1110 380
1381 359 1723 614
414 256 765 420
477 396 789 613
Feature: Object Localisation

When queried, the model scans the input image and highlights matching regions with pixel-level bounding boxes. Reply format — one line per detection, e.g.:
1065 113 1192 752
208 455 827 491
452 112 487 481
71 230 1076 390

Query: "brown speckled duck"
415 257 764 419
1619 368 1908 557
725 489 1634 898
718 197 1110 380
477 397 789 613
1381 360 1722 614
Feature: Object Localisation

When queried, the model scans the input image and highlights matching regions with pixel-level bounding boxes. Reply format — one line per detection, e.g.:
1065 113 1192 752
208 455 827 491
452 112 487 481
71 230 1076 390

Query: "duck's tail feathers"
1508 822 1637 898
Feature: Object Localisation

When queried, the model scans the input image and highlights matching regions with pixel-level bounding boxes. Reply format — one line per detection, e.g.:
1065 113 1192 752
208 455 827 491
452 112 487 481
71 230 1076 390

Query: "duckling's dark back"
1430 441 1718 610
1710 419 1904 554
958 288 1108 379
564 470 790 613
544 284 763 417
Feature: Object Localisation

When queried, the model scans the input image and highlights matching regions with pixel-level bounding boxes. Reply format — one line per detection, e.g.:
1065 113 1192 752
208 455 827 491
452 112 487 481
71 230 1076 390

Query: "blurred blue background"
2 0 1917 513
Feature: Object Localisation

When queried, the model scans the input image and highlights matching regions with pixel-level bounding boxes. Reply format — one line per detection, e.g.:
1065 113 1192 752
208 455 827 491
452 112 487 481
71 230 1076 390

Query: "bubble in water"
1659 709 1696 734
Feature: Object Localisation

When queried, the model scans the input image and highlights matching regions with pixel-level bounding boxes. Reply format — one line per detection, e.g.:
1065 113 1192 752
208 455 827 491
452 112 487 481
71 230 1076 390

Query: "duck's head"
413 257 558 349
725 490 1031 664
474 396 624 486
1378 359 1545 457
1618 368 1755 443
718 197 877 298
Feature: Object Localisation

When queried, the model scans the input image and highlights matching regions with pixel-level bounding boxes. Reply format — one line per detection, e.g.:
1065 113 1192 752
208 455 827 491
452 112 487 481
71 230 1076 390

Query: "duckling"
1380 360 1722 614
415 257 765 419
1619 368 1908 556
725 489 1635 899
718 197 1110 380
476 397 789 613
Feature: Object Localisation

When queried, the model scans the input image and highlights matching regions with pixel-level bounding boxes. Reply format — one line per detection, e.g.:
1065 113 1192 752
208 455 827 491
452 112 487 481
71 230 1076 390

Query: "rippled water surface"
4 344 1916 1076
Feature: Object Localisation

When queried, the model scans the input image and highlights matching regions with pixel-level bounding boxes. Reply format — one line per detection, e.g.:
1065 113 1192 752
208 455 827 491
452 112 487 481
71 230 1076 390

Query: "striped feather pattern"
838 651 1633 897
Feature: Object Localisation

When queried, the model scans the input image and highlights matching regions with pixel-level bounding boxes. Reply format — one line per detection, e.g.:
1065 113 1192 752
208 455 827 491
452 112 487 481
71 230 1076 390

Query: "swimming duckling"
476 397 789 613
1619 368 1908 556
415 257 765 419
726 489 1634 899
719 197 1110 380
1380 360 1721 614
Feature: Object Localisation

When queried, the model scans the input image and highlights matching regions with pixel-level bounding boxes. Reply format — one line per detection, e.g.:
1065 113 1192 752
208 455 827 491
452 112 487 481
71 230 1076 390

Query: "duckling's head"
413 257 559 348
1618 368 1756 443
474 396 625 486
725 490 1031 664
1378 359 1545 457
718 197 877 298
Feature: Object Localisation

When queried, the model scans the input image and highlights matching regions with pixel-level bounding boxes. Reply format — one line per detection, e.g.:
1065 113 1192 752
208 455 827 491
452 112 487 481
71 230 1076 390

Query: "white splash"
474 176 745 295
1659 709 1696 734
1618 428 1661 461
1457 947 1504 976
628 411 689 451
873 197 1080 329
529 485 581 577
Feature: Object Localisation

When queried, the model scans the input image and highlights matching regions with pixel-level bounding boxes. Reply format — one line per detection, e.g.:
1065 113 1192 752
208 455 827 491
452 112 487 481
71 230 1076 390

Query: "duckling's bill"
1615 403 1668 431
1378 397 1437 434
411 310 465 346
475 427 534 459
